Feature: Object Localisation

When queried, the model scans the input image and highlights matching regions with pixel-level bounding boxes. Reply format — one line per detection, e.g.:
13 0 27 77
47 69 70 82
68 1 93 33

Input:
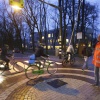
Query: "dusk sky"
0 0 100 31
48 0 100 32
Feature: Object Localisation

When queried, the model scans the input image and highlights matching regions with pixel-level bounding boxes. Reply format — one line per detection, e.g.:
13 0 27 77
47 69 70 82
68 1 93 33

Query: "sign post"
77 32 83 55
77 32 82 39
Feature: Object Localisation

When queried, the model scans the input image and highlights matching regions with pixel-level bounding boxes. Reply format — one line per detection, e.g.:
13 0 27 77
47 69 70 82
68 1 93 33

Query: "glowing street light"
9 0 24 9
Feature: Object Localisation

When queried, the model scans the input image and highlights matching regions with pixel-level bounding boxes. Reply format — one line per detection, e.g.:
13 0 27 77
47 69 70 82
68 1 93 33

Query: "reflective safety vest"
92 42 100 67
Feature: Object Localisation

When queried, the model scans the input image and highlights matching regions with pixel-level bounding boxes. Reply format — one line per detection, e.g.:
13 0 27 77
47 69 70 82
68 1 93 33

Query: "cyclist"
29 43 48 65
0 45 10 70
66 43 74 61
35 43 48 57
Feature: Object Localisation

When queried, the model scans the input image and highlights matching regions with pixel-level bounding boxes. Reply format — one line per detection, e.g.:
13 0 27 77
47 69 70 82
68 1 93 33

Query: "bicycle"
62 53 75 67
0 53 26 75
25 56 58 80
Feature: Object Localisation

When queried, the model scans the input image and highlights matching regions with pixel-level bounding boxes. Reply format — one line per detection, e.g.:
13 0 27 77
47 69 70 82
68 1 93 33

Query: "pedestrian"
92 34 100 86
81 43 89 71
82 43 92 71
66 43 74 61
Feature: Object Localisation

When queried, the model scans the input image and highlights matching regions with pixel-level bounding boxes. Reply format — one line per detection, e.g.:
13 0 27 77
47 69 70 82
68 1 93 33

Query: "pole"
58 0 62 59
70 0 83 44
38 0 62 59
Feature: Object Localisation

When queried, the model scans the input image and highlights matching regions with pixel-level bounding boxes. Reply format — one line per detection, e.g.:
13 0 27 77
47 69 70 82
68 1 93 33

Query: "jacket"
92 42 100 67
82 47 87 56
66 45 74 53
82 47 92 57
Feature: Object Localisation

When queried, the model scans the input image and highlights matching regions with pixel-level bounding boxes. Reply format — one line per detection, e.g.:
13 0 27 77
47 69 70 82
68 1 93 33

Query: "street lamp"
9 0 24 8
9 0 62 58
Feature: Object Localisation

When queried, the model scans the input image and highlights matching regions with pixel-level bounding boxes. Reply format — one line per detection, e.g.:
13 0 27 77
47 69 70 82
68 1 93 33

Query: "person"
35 43 48 58
66 43 74 61
81 43 89 71
67 44 74 61
92 34 100 86
29 43 48 65
0 46 10 70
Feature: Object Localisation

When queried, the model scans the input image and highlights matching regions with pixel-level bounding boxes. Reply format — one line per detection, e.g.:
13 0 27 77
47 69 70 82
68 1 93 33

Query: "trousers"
82 56 88 69
94 67 99 85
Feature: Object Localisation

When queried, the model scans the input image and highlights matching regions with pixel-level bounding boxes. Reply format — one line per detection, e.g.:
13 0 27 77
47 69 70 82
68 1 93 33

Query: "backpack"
29 54 35 64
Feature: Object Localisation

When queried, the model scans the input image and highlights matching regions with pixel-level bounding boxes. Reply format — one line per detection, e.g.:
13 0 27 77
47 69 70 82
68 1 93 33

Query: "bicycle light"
0 62 6 68
0 65 5 68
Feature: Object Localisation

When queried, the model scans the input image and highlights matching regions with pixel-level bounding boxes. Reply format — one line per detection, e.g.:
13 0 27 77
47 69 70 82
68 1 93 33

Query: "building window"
66 39 69 43
52 33 53 37
48 40 50 43
50 40 52 43
42 36 44 39
48 34 51 38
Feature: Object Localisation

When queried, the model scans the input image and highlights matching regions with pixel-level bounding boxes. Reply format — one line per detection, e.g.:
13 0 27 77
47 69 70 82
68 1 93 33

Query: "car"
14 48 20 53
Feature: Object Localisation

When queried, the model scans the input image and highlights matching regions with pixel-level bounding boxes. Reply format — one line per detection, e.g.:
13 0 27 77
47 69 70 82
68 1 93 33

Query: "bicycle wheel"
25 65 40 80
47 61 58 75
62 58 68 67
13 61 25 72
70 57 75 65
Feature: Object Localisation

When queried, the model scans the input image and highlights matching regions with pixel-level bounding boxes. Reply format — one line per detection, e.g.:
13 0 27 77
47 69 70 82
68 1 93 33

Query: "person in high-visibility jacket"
92 34 100 86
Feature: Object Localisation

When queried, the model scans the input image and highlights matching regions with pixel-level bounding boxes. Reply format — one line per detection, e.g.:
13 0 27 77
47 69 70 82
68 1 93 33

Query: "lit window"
58 39 59 42
48 34 51 38
66 39 69 43
42 36 44 39
48 46 51 49
50 40 52 43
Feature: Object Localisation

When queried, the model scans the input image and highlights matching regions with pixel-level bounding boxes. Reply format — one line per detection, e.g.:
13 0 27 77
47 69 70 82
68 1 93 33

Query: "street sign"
77 32 82 39
9 0 24 8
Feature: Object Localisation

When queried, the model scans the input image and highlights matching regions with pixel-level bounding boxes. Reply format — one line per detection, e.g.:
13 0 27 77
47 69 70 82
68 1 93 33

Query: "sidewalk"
0 54 100 100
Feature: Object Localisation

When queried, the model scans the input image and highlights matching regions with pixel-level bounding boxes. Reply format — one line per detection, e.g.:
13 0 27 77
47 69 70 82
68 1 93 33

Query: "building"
29 26 94 55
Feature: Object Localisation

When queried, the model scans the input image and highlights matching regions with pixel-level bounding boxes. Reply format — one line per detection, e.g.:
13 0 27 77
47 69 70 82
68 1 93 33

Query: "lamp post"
38 0 62 59
9 0 62 58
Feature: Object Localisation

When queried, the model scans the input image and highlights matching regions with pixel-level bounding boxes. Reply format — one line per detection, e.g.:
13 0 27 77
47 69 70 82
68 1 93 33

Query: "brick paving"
0 55 100 100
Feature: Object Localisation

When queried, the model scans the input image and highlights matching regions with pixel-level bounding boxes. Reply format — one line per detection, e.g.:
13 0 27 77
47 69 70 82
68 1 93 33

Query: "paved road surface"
0 54 100 100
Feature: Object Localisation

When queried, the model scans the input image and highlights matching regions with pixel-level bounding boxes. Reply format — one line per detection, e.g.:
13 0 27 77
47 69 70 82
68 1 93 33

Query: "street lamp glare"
11 5 22 10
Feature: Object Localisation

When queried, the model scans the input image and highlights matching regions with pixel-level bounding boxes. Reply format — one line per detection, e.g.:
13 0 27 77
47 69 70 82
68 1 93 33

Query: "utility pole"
38 0 62 59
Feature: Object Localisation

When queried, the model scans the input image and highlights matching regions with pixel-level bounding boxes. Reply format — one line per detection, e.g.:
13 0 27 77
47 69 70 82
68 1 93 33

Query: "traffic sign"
77 32 82 39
